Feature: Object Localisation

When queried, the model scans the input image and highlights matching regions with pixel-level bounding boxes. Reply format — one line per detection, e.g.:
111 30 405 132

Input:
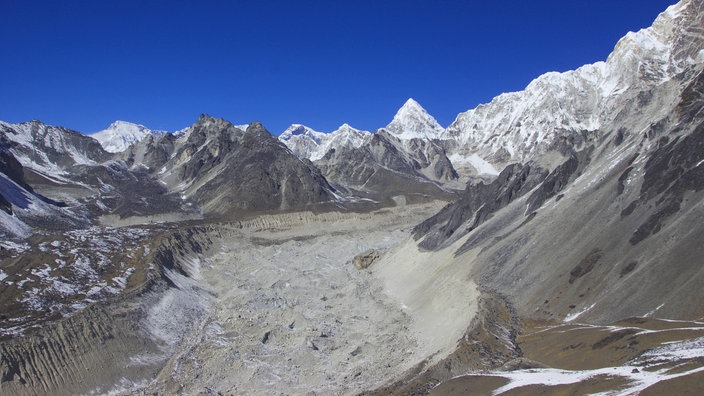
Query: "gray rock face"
142 116 337 215
0 149 30 193
622 70 704 245
0 150 30 214
316 131 457 203
413 162 549 251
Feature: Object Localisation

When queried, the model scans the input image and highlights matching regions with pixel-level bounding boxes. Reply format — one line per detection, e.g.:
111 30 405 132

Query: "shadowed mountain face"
0 150 31 214
146 117 338 215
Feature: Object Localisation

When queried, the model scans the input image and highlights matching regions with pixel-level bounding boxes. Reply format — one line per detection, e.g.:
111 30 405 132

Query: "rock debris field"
139 202 476 395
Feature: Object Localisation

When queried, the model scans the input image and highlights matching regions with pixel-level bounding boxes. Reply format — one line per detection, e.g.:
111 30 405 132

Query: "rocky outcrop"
353 249 381 270
188 119 337 214
0 150 29 214
622 71 704 245
525 152 584 214
0 149 31 193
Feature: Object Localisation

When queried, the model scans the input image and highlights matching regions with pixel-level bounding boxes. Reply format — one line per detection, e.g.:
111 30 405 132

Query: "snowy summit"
384 98 445 140
91 121 167 153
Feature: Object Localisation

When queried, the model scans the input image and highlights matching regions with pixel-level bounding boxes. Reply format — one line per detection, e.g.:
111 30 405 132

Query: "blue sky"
1 0 676 135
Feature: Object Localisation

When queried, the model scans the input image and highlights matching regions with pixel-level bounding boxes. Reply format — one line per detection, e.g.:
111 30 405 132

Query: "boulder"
353 249 381 270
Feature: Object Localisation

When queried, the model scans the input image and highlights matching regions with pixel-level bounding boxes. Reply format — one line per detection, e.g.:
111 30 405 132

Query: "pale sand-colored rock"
145 202 480 395
375 239 479 370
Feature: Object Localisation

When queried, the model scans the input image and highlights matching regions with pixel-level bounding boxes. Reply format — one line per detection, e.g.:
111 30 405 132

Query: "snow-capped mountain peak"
385 98 444 139
91 120 167 153
442 0 704 168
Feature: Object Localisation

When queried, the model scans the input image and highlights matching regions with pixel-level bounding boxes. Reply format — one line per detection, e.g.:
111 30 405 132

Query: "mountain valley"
2 1 704 394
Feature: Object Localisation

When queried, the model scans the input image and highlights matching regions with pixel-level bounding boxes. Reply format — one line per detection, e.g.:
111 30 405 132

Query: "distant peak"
334 123 357 132
386 98 444 139
106 120 146 130
92 120 165 153
193 114 232 129
394 98 433 120
280 124 324 140
401 97 423 109
248 121 265 130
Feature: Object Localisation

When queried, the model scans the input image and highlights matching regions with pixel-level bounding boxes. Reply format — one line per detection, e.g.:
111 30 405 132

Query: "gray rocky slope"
2 0 704 394
413 0 704 323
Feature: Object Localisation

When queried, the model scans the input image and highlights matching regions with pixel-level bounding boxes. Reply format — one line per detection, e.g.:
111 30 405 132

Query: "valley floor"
139 201 474 395
4 202 704 395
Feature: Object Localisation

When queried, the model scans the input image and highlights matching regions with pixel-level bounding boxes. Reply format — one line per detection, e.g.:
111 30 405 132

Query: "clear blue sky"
1 0 676 135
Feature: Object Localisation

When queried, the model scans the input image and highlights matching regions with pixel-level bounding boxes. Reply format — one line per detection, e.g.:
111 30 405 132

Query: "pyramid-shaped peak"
386 98 444 139
393 98 436 120
401 97 424 110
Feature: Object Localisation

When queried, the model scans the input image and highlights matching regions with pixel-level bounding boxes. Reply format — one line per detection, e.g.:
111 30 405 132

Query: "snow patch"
565 303 597 322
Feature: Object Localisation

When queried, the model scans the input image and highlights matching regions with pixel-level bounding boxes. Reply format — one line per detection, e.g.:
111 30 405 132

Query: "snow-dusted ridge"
443 0 702 166
280 122 371 161
0 120 104 179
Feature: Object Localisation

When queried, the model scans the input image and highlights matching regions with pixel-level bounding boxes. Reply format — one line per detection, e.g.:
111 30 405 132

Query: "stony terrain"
2 0 704 395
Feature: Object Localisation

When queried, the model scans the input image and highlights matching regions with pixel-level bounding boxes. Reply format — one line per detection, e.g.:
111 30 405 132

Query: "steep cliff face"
0 150 31 215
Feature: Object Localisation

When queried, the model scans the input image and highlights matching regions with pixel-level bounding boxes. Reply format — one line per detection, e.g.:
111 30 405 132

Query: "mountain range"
2 0 704 394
